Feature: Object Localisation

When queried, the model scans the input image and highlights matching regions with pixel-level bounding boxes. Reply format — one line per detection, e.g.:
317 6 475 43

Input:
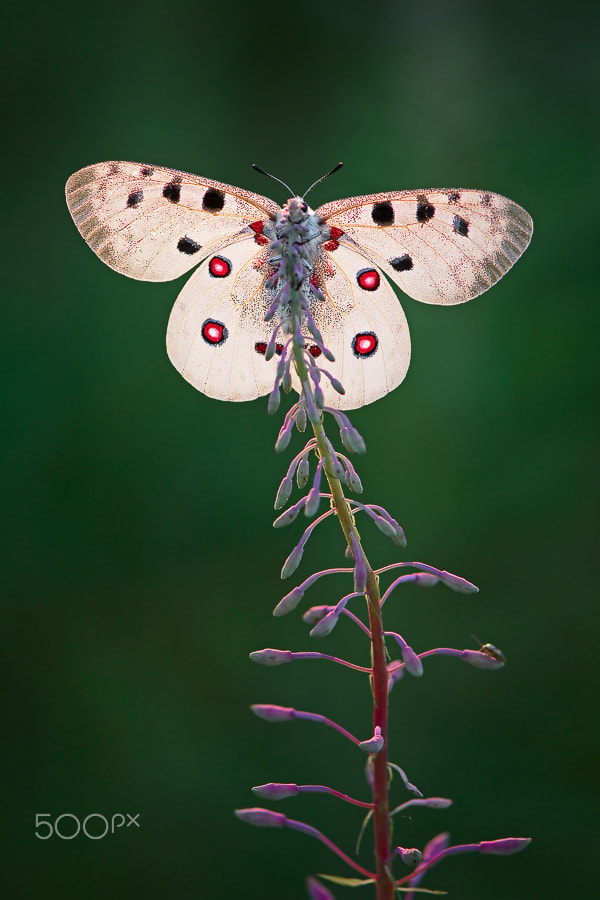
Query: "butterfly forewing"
316 189 533 305
65 161 279 282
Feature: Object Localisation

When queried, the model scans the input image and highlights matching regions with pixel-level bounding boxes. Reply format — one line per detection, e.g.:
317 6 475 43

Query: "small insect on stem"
471 634 507 664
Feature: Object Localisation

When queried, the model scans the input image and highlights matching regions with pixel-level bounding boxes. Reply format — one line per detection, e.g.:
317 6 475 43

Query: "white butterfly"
65 162 532 410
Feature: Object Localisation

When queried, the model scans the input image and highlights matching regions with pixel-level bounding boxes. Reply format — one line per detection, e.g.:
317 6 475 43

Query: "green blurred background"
3 0 598 896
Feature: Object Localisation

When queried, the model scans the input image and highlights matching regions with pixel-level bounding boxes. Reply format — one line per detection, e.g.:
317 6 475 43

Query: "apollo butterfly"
65 162 532 409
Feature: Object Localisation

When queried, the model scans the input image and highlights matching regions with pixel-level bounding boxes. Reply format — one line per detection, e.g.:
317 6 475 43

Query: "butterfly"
65 162 533 410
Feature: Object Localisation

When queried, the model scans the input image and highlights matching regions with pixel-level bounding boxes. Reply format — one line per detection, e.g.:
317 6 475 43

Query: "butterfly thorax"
272 198 322 336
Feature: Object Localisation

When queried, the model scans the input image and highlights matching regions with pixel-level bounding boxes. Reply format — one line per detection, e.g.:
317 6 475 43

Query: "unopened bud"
274 586 305 616
296 456 310 488
281 545 304 579
302 605 331 624
249 649 294 666
252 783 299 800
251 704 296 722
274 476 293 510
461 649 505 670
359 726 384 754
439 571 479 593
309 610 339 638
268 387 281 415
479 838 531 856
396 847 423 867
402 645 424 677
235 807 286 828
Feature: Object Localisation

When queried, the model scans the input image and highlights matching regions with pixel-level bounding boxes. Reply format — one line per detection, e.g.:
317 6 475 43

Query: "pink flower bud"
251 704 296 722
252 783 299 800
479 837 531 856
402 645 424 677
234 807 286 828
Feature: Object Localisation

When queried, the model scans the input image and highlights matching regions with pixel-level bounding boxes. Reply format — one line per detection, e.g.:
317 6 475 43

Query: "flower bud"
251 704 296 722
268 387 281 415
234 807 286 828
439 571 479 593
479 838 531 856
359 726 384 754
273 586 304 616
396 847 423 867
281 545 304 579
275 426 292 453
274 476 293 510
273 506 300 528
402 645 424 677
297 456 310 488
302 605 331 624
249 649 294 666
461 649 505 670
304 488 321 518
252 782 299 800
309 610 339 638
340 427 366 454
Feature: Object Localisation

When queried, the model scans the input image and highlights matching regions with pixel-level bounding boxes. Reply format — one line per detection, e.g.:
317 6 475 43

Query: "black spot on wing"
371 201 395 226
447 192 461 204
177 235 202 255
202 188 225 212
126 190 143 208
452 215 469 237
163 177 182 203
416 196 435 223
140 166 154 177
390 254 413 272
481 193 492 206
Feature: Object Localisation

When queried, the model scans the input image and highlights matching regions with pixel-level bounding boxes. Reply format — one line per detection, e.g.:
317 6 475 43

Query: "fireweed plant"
233 199 531 899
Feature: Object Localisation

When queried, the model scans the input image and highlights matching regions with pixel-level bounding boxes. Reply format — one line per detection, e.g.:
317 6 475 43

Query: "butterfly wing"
304 243 411 410
65 161 280 282
166 235 282 402
315 189 533 305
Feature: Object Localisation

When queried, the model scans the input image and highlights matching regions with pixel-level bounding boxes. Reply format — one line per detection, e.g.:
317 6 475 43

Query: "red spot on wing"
249 220 269 246
356 268 380 291
308 345 322 358
202 319 228 346
352 332 378 358
330 226 344 240
208 256 231 277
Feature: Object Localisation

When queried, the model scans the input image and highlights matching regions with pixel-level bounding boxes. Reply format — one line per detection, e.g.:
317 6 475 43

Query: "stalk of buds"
235 198 530 899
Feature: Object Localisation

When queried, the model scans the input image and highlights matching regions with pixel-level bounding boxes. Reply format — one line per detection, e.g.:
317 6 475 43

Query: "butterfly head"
284 196 313 224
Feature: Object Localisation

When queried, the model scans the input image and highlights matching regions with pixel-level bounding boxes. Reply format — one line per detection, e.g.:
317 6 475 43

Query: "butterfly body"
66 162 532 409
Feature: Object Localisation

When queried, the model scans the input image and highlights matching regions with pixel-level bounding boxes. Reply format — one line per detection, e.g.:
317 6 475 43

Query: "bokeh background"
3 0 598 897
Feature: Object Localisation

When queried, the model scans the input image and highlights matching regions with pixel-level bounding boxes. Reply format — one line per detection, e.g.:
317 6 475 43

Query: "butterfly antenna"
303 162 344 199
252 164 295 197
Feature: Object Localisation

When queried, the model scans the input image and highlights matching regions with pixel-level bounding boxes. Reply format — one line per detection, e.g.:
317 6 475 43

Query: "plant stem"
310 412 394 900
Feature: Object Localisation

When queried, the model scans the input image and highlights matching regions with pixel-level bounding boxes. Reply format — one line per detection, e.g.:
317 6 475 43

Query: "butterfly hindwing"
306 243 411 409
65 161 280 282
166 235 281 402
316 189 533 305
